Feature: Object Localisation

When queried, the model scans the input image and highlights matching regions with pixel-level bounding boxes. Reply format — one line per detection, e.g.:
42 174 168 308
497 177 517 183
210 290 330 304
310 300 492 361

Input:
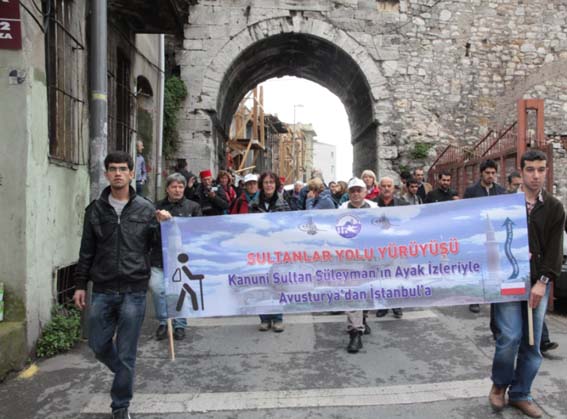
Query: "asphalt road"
1 305 565 419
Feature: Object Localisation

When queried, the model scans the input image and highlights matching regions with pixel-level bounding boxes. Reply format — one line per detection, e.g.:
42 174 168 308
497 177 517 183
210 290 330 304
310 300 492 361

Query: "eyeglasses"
107 166 130 173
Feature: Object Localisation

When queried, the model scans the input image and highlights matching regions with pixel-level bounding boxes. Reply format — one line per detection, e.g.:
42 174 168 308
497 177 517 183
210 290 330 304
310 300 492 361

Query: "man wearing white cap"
230 173 259 214
339 178 377 353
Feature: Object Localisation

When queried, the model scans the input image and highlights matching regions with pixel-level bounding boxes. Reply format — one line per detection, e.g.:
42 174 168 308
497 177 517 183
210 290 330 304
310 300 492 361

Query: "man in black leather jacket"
73 151 166 419
150 173 201 341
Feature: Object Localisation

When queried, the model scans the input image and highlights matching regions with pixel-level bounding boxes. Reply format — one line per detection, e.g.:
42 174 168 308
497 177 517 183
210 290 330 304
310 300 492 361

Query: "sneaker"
347 331 362 353
258 321 270 331
364 322 371 335
155 324 167 341
392 308 403 318
540 341 559 352
272 321 284 333
469 304 480 313
375 309 388 317
508 399 543 418
112 408 131 419
173 328 185 341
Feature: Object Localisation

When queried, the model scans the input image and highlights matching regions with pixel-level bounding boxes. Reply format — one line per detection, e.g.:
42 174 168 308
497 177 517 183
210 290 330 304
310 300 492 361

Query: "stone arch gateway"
179 15 394 177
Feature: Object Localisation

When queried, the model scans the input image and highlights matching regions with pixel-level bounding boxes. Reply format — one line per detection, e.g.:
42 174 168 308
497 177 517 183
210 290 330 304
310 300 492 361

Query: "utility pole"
89 0 108 201
292 104 303 181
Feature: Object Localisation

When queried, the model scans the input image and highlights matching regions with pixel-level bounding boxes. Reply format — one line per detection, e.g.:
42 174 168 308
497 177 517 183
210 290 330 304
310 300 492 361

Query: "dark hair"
104 151 133 171
479 159 498 173
413 167 424 175
438 170 451 179
175 158 187 170
406 177 419 187
258 171 281 192
520 150 547 169
507 171 521 184
400 170 411 181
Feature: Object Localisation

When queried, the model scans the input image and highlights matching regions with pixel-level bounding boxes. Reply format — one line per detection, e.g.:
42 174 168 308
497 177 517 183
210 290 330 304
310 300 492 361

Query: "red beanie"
199 169 212 178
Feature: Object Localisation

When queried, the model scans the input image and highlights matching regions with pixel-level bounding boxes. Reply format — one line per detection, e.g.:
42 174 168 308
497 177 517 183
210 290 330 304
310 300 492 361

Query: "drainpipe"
156 34 165 196
89 0 108 201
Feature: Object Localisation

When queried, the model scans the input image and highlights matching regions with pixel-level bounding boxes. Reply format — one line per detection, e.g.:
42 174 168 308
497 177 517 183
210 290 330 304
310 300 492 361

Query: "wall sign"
0 0 22 50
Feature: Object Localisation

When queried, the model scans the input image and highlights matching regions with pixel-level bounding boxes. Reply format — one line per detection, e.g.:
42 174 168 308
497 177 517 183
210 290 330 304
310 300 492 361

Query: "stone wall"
177 0 567 205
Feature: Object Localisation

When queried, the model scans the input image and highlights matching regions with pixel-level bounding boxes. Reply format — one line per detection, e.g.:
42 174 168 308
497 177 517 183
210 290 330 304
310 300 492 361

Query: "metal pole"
156 34 165 197
89 0 108 201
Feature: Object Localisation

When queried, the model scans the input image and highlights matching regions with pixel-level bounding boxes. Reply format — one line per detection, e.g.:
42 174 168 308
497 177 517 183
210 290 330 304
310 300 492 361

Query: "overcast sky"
257 76 353 181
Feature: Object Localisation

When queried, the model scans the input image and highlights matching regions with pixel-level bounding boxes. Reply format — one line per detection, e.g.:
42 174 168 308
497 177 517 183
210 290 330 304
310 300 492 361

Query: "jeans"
491 284 549 401
541 320 550 345
136 181 144 195
259 314 283 323
149 267 187 329
88 291 147 411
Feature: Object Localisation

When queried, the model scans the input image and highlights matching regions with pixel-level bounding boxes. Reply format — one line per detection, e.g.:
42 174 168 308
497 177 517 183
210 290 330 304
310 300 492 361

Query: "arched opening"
216 32 377 176
135 75 155 198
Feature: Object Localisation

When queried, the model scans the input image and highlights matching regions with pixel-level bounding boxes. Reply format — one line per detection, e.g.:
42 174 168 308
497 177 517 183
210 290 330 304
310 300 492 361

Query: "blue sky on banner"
161 194 529 301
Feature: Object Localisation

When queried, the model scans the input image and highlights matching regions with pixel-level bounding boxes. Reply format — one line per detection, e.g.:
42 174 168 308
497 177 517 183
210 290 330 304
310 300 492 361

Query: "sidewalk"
0 306 565 418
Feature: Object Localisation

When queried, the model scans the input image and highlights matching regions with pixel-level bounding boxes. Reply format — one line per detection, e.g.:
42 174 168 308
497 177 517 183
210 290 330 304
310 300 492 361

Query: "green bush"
36 305 81 358
163 76 188 159
410 142 433 160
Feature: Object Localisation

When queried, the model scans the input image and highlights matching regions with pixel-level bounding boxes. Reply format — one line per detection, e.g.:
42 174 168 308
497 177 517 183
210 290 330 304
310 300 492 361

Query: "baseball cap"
243 173 258 184
347 177 366 190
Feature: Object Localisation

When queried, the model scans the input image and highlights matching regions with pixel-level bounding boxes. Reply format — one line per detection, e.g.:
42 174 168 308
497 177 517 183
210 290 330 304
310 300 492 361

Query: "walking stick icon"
173 253 205 311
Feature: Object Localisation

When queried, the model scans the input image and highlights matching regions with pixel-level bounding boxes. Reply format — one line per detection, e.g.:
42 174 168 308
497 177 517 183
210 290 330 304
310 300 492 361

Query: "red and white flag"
501 282 526 296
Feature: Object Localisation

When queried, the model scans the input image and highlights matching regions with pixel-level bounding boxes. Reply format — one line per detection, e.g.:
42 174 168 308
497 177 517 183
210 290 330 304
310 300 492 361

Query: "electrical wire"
19 1 45 33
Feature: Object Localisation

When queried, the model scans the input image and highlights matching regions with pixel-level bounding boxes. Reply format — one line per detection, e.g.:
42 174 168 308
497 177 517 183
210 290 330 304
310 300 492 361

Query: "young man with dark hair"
403 177 423 205
488 150 565 418
507 171 522 193
464 159 506 200
424 171 458 203
464 159 507 313
74 151 167 419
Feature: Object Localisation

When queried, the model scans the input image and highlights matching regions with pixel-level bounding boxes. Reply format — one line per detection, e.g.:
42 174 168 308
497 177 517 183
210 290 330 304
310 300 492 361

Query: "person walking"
249 172 291 332
73 151 164 419
488 150 565 418
150 173 201 342
463 159 506 314
339 177 378 353
135 140 147 196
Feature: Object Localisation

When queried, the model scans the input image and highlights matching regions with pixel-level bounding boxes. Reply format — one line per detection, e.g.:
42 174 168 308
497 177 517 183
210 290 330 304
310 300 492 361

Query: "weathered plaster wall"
0 5 90 349
0 40 28 316
178 0 567 199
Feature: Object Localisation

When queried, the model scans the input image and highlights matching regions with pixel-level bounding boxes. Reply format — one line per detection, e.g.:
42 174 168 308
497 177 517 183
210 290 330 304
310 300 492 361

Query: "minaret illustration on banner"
484 215 501 284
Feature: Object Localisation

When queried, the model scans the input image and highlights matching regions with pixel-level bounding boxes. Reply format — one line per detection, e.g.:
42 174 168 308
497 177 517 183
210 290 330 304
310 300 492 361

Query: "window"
45 0 86 164
115 49 132 152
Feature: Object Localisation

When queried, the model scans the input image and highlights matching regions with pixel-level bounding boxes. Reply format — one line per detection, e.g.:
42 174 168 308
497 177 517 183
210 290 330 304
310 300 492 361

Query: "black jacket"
150 197 202 268
188 183 229 216
249 192 291 213
425 187 458 203
528 190 565 285
463 181 506 199
375 196 409 207
75 186 157 292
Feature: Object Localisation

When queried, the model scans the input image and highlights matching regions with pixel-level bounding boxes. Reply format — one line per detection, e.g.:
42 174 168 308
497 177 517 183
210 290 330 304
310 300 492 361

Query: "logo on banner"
336 215 362 238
